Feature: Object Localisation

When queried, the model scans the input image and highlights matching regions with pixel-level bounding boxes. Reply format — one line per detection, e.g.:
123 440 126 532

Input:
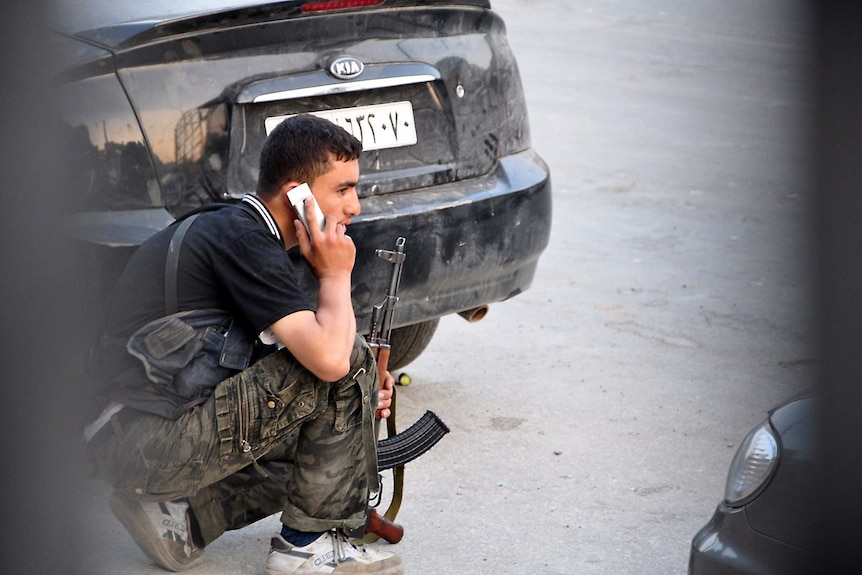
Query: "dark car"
689 391 818 574
53 0 552 368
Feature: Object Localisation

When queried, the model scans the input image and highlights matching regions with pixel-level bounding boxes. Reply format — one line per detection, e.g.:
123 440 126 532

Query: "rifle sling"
384 388 404 523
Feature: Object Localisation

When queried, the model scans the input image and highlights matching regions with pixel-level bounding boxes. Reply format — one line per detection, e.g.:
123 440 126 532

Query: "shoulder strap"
164 213 201 316
163 201 251 315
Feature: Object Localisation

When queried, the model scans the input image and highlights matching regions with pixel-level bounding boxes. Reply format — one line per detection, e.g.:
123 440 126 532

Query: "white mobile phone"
287 183 325 232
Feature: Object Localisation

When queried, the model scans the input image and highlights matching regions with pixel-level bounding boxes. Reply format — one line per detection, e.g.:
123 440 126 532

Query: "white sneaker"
109 493 205 572
265 530 404 574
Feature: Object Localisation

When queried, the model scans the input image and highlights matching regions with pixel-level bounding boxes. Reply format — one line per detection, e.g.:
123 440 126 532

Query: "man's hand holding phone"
288 183 325 233
289 183 355 280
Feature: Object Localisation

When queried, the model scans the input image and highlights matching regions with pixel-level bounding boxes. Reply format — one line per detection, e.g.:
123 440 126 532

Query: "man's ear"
279 181 304 202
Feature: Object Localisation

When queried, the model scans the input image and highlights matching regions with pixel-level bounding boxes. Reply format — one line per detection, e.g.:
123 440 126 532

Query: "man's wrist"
316 270 353 283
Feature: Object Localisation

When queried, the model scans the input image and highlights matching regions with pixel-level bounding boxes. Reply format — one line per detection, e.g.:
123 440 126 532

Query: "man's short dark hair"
256 114 363 200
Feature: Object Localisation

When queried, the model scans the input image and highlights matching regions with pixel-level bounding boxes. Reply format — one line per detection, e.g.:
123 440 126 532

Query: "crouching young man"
85 114 402 574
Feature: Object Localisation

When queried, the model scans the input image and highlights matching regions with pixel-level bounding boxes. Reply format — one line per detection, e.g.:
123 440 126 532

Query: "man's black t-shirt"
98 196 314 414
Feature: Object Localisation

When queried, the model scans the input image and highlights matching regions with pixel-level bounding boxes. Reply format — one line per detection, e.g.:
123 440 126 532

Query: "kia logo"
328 56 365 80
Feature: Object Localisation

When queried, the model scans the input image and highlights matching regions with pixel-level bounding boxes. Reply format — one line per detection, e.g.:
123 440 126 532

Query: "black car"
689 391 818 574
54 0 552 368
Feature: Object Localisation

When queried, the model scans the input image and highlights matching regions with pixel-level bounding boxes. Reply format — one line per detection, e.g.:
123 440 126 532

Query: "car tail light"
302 0 385 12
724 421 779 506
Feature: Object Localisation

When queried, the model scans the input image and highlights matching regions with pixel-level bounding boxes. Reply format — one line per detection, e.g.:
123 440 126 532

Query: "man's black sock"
281 525 325 547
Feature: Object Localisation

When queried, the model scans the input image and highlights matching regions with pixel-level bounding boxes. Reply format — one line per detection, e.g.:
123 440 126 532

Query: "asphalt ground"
54 1 817 574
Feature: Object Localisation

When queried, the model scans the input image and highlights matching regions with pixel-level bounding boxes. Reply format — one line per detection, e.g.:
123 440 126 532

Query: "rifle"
367 237 407 401
361 237 449 544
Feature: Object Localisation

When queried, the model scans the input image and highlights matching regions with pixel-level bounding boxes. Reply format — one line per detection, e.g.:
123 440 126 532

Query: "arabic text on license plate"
265 101 417 151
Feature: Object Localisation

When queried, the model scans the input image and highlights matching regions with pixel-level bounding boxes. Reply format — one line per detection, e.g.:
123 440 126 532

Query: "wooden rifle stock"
366 509 404 544
374 346 391 391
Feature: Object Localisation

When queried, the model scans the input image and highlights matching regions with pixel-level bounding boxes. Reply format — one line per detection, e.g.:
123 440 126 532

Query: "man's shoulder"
183 203 291 277
187 203 270 244
189 202 247 226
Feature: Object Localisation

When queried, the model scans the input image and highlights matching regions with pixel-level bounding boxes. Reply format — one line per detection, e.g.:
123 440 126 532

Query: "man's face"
309 157 361 225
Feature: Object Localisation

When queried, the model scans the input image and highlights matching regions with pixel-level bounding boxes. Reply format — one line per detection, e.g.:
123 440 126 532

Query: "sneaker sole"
264 555 404 575
264 566 403 575
109 495 205 572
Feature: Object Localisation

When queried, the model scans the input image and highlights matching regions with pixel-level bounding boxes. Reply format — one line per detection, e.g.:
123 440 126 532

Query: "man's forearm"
269 273 356 381
316 273 357 364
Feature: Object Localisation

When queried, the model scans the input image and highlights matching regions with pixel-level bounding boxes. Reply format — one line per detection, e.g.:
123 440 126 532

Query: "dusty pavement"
76 1 816 574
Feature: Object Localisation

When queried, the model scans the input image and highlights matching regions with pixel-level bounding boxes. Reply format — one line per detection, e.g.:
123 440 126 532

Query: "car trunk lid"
67 0 528 216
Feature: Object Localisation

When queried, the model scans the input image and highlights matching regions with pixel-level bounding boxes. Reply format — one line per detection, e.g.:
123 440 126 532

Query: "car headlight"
724 421 779 506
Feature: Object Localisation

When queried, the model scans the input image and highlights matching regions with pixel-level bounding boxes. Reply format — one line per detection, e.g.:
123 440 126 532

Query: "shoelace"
329 530 362 564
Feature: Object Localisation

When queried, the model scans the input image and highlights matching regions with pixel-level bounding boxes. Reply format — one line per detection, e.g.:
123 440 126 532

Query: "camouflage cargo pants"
91 335 379 546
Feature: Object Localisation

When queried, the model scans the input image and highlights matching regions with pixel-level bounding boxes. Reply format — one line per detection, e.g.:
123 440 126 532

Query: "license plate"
265 101 418 151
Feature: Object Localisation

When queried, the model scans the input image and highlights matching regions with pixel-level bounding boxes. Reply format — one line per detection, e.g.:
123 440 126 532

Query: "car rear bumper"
340 147 552 328
689 503 814 575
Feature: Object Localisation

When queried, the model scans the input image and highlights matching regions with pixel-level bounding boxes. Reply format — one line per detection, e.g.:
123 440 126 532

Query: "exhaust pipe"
457 305 489 323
